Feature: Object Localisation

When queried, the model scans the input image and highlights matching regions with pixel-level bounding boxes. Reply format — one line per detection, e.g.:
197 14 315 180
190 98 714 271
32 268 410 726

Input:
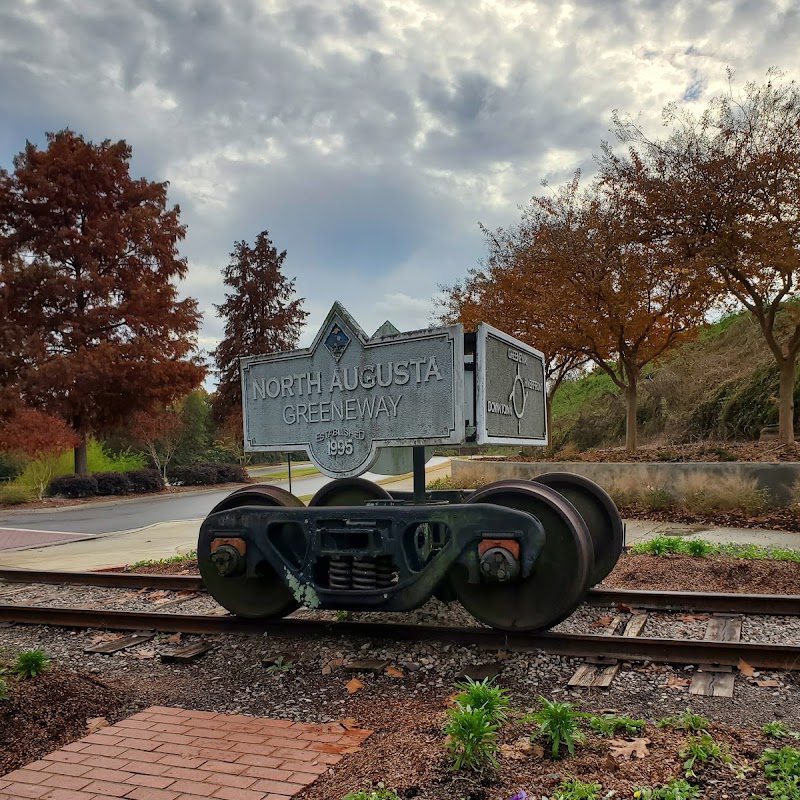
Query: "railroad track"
1 567 799 615
1 568 800 674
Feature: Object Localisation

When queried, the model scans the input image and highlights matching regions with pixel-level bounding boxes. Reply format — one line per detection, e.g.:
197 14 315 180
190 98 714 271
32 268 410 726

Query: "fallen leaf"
129 649 157 660
755 680 783 687
337 718 361 730
345 678 364 694
615 604 642 615
384 666 404 678
148 590 169 601
591 615 615 627
322 665 332 675
610 738 650 760
738 659 756 677
322 657 344 675
91 633 123 644
664 677 691 688
677 614 710 622
86 717 108 733
496 650 512 661
499 737 542 761
166 632 182 644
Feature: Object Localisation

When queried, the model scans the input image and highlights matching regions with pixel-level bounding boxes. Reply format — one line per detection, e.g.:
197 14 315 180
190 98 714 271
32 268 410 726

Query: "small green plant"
657 709 710 732
633 778 701 799
443 704 499 772
127 551 197 570
0 484 34 506
552 777 602 800
588 713 646 737
452 677 510 723
680 733 731 777
763 721 800 741
633 536 687 556
335 610 352 622
343 785 401 800
524 697 586 758
761 746 800 799
685 539 712 557
0 677 9 701
13 649 50 679
264 656 293 674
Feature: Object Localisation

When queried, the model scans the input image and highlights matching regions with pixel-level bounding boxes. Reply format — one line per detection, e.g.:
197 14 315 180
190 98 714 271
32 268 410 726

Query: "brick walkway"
0 706 372 800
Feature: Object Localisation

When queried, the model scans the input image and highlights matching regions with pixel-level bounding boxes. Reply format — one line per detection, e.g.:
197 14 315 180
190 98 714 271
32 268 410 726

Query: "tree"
440 204 586 439
458 174 715 451
0 130 206 474
604 71 800 443
173 390 212 465
212 231 307 421
129 407 185 480
217 409 250 466
0 406 79 498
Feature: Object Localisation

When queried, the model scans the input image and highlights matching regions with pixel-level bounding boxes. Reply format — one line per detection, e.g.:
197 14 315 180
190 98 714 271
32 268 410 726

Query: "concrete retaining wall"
451 459 800 505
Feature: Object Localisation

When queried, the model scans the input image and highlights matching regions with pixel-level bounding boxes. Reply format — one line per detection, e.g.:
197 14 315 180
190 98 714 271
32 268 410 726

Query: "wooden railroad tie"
568 613 648 688
689 614 743 698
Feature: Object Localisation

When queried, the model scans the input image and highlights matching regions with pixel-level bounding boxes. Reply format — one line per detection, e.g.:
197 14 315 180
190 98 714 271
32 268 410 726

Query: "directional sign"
240 303 464 478
475 323 547 446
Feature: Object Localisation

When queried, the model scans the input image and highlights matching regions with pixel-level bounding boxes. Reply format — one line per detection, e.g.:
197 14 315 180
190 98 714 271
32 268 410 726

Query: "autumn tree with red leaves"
602 71 800 444
0 407 79 497
0 130 206 474
212 231 307 422
129 407 185 480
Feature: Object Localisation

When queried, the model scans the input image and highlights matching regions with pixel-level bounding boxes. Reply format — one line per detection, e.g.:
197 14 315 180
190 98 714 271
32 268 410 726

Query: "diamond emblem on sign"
324 323 350 361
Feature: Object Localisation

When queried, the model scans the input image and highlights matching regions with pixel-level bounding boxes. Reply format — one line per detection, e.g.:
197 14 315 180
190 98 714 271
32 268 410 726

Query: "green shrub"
657 709 710 732
48 475 98 498
685 539 712 557
13 649 50 678
680 733 731 777
0 484 34 505
127 469 166 493
633 536 686 556
633 778 701 799
443 704 499 772
553 778 603 800
93 471 133 496
588 713 646 737
451 677 510 723
525 697 586 758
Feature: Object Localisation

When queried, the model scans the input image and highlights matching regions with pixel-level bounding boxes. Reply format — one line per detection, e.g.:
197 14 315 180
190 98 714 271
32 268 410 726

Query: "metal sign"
475 323 547 446
240 303 464 478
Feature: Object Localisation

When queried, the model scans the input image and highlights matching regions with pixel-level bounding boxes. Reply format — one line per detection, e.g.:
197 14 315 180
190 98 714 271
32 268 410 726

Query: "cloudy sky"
2 0 799 379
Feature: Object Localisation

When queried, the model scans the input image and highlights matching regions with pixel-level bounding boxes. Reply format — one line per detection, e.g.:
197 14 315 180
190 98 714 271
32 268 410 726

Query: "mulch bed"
0 669 131 774
619 504 800 532
485 441 800 463
601 552 800 594
300 696 772 800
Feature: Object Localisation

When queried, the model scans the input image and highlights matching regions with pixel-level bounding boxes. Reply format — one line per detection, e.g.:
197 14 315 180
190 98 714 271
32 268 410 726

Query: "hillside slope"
551 309 800 449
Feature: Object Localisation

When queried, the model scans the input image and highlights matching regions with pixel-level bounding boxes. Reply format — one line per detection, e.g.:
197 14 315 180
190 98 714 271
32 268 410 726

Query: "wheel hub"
210 544 245 577
479 546 520 582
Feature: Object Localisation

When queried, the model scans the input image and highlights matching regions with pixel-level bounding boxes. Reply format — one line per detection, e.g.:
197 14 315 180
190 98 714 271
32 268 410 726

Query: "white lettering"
424 356 443 382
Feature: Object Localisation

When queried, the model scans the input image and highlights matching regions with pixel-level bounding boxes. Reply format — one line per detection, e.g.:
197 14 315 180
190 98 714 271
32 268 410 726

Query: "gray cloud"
2 0 800 373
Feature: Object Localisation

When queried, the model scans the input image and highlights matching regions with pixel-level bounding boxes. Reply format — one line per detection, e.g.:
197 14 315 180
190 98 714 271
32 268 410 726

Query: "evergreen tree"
212 231 307 421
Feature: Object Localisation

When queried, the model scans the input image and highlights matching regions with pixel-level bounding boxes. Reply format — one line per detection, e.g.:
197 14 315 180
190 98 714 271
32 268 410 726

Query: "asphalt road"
0 459 447 536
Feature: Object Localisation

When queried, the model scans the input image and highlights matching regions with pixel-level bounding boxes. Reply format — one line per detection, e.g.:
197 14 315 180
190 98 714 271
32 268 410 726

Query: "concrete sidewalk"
2 463 798 571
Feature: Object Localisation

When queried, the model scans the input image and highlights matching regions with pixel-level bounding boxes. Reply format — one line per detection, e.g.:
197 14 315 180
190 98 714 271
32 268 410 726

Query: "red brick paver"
1 707 372 800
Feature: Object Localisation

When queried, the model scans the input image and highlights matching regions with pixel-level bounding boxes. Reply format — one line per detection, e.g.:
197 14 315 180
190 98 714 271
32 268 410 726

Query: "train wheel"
198 484 303 618
532 472 624 585
309 477 391 507
447 480 594 631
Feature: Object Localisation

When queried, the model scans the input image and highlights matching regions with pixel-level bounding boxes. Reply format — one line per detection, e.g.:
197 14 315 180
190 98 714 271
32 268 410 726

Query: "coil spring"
328 556 352 589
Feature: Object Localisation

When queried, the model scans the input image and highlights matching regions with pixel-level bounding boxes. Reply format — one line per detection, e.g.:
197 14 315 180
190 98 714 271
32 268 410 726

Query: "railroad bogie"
197 475 623 630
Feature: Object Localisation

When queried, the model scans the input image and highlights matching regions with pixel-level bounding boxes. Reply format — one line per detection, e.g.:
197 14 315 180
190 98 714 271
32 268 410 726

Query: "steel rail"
1 603 799 671
0 568 204 592
2 568 800 616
